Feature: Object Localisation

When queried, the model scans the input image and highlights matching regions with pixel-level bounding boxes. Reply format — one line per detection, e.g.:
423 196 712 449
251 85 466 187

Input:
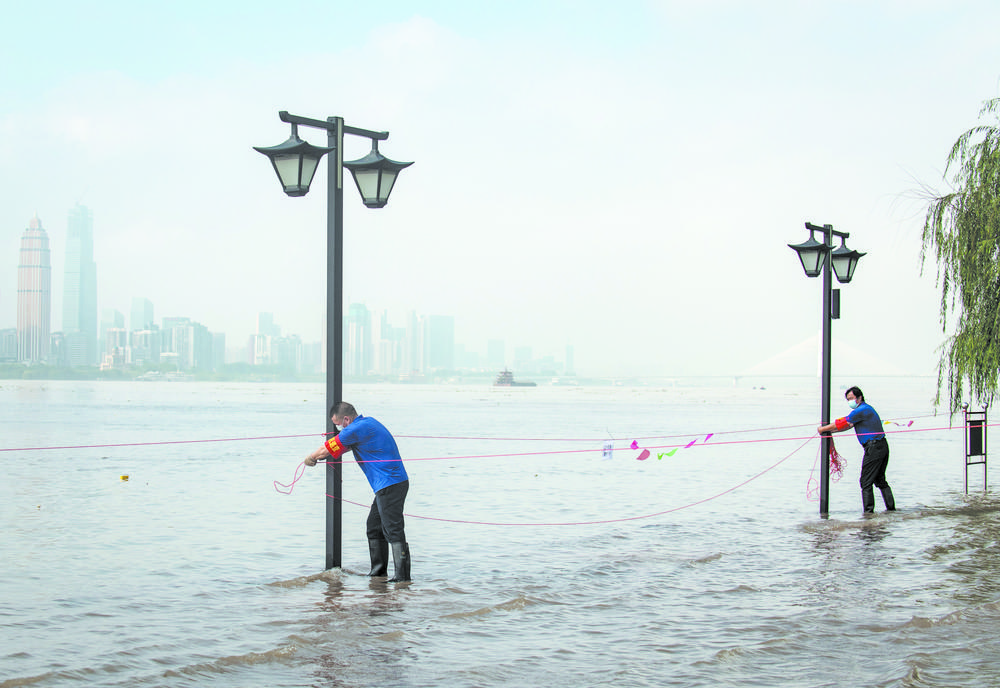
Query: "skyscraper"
16 216 52 363
404 311 425 374
99 308 125 356
345 303 372 376
159 316 213 371
425 315 455 371
565 344 576 375
250 312 280 365
257 312 280 338
130 297 154 332
62 203 98 365
373 310 405 375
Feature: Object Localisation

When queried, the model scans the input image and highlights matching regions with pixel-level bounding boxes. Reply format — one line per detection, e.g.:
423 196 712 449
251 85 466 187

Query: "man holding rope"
304 402 411 582
817 385 896 514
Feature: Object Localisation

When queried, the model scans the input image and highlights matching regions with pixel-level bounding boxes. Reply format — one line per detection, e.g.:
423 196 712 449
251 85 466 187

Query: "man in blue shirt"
817 386 896 514
304 402 411 581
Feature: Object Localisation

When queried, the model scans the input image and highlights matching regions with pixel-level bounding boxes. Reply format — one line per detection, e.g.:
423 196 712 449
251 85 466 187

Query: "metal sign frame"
963 405 988 493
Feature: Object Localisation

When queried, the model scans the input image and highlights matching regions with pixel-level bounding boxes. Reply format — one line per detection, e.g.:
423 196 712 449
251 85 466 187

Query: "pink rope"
0 413 945 454
274 461 307 494
805 439 847 502
316 437 814 526
310 431 872 465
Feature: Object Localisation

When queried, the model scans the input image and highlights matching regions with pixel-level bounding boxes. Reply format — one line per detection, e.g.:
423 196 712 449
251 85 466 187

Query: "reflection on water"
854 517 891 544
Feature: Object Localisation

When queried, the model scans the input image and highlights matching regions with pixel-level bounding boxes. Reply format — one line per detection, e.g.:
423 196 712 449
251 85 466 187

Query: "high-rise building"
373 310 405 375
424 315 455 371
49 331 67 366
273 334 303 372
211 332 226 370
16 216 52 363
129 327 160 366
251 332 272 365
161 316 213 370
100 308 125 352
100 327 128 369
565 344 576 375
345 303 372 376
250 312 282 365
131 297 154 331
0 328 17 362
62 204 98 365
303 340 322 374
257 312 280 338
403 311 425 374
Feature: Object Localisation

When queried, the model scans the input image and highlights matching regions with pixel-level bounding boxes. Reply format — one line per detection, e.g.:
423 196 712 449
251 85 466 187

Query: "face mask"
847 399 858 409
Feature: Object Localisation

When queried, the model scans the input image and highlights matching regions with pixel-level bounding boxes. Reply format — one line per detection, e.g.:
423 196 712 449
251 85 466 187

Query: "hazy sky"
2 0 999 377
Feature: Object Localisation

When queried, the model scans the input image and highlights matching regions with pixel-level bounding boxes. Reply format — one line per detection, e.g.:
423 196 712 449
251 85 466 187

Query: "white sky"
1 0 999 377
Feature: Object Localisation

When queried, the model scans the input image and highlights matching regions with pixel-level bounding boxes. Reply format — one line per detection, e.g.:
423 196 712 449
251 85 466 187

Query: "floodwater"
3 376 998 687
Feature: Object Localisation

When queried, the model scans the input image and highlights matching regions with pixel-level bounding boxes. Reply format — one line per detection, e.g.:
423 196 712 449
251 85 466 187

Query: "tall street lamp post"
788 222 865 516
255 111 412 569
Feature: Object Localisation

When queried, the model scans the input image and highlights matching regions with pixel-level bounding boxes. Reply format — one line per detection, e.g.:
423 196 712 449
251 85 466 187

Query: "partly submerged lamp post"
788 222 865 516
255 111 412 569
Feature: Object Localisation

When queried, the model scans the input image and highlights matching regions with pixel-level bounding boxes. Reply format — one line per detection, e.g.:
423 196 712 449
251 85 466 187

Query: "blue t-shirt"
846 402 885 445
335 415 408 492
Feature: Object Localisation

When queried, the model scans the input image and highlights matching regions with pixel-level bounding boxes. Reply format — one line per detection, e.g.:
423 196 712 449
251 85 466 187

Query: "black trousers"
859 438 890 510
367 480 409 543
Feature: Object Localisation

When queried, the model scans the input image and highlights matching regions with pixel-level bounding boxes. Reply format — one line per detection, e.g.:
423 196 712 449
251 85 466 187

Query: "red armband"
325 436 345 459
834 417 850 431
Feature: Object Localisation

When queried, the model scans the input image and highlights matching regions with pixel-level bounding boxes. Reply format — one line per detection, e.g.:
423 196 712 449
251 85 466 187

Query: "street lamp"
255 111 412 570
788 222 866 516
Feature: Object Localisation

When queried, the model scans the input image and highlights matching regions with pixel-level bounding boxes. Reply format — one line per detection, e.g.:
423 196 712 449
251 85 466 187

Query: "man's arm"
817 417 852 434
303 445 329 467
304 434 347 467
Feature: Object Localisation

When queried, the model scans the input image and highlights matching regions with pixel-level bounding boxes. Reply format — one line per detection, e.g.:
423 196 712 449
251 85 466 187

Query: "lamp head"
831 239 865 283
788 229 826 278
254 125 333 197
344 141 414 208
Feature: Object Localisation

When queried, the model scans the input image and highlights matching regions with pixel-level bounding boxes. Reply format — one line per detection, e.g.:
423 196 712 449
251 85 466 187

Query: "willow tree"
922 97 1000 412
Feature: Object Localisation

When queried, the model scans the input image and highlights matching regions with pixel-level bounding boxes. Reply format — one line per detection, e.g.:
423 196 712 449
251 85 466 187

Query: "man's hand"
304 456 318 467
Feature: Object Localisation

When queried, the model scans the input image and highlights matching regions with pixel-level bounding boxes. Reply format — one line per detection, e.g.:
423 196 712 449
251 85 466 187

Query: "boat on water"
494 368 537 387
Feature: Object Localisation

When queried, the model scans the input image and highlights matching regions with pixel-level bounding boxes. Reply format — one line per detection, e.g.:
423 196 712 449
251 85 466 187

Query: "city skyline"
0 198 954 378
2 211 569 374
2 205 576 371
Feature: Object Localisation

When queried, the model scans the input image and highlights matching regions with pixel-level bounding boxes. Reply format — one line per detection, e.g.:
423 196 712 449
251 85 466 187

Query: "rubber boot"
368 539 388 577
880 486 896 511
862 487 875 513
388 541 411 582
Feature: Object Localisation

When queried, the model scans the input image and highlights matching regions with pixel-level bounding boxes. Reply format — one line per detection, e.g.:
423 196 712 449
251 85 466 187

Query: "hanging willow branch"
921 97 1000 412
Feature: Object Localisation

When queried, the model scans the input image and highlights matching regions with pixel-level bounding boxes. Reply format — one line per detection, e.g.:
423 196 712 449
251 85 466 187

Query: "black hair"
329 401 358 419
844 386 864 403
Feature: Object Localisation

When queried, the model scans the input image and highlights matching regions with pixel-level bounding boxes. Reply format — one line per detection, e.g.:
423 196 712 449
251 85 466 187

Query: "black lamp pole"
817 222 835 517
325 114 348 571
789 221 865 516
256 112 411 569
